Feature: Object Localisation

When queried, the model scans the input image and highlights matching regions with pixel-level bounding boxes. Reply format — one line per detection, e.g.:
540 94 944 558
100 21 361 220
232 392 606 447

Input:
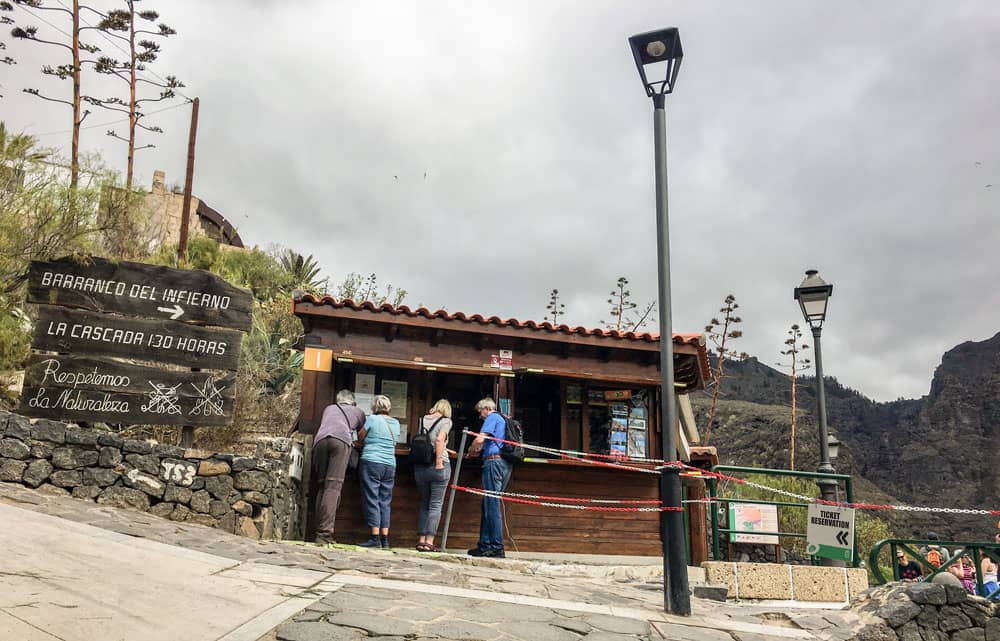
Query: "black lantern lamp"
794 269 833 329
628 28 683 98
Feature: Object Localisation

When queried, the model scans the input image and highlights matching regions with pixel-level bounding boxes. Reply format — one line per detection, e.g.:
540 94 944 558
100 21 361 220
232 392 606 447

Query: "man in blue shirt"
467 397 512 558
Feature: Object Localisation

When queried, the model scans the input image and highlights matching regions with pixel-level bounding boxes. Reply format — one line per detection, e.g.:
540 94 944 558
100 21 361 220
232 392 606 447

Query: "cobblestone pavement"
0 483 868 641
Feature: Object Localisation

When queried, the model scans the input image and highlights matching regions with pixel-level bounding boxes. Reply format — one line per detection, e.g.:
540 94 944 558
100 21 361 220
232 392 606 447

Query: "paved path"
0 483 866 641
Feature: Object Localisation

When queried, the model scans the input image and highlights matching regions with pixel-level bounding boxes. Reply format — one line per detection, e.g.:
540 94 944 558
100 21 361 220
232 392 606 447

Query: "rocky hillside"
698 331 1000 542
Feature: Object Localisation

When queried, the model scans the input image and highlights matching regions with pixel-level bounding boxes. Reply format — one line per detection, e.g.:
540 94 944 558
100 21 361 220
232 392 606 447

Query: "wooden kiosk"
294 294 711 556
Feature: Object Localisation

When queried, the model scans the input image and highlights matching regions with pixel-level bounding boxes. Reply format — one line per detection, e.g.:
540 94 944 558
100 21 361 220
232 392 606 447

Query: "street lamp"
827 433 841 461
628 26 689 616
794 269 842 566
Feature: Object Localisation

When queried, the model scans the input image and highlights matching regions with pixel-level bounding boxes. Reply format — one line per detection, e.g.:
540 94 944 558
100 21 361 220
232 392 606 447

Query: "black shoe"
468 547 504 558
315 536 336 546
380 535 390 550
359 535 381 548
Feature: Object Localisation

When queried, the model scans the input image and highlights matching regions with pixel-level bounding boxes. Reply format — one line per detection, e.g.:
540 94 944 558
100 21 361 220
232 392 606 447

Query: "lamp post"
628 27 689 616
794 269 842 566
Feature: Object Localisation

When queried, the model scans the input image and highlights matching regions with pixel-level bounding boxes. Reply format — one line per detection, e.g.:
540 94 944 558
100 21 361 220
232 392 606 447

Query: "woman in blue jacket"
357 394 400 549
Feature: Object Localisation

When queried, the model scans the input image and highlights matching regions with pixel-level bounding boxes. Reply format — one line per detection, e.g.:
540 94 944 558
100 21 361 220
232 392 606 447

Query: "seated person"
897 551 922 581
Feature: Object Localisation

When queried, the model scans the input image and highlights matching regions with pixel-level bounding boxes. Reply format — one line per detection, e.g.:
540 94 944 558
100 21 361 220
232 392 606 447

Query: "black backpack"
500 415 525 464
409 416 444 466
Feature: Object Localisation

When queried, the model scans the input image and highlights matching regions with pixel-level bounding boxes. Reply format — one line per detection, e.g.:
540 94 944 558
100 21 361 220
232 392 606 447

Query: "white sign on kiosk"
805 503 855 562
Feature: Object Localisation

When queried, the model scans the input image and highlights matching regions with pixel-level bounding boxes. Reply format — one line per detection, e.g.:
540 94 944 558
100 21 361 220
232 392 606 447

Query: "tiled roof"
294 294 707 349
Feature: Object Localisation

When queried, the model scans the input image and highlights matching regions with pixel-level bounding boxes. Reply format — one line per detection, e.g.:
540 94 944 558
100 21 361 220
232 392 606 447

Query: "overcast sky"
3 1 999 402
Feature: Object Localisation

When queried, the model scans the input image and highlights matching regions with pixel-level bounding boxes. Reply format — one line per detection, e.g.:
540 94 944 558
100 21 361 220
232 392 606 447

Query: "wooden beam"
337 318 349 337
519 338 534 355
430 329 444 347
384 324 398 342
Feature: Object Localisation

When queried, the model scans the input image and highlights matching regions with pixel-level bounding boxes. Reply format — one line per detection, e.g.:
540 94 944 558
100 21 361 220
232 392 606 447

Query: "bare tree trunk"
790 364 797 470
703 324 729 445
70 0 80 190
125 0 136 190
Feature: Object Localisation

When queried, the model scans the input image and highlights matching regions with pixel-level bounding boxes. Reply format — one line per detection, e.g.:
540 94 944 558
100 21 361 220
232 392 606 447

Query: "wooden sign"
28 256 253 331
31 305 243 371
303 346 333 372
20 353 235 426
20 386 234 426
23 354 236 398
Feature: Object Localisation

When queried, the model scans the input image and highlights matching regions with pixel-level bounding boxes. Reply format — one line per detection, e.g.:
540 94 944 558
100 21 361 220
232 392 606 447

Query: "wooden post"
178 97 200 263
685 477 710 566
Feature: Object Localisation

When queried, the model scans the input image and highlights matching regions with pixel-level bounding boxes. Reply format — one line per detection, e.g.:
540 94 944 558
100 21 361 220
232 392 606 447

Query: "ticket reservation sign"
19 256 252 427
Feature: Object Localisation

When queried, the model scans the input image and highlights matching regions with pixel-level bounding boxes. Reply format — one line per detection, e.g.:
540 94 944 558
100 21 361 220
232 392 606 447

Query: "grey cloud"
3 0 998 401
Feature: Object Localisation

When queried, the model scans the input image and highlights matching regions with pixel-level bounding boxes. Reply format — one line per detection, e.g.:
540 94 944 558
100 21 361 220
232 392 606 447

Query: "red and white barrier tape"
464 430 1000 516
450 484 684 512
475 487 662 505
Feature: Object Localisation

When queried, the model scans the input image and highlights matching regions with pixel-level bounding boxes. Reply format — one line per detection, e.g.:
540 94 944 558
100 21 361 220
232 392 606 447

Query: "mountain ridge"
698 330 1000 541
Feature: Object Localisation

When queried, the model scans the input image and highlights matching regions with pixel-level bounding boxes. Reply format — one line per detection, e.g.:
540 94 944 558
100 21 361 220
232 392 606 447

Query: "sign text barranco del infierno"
19 256 252 427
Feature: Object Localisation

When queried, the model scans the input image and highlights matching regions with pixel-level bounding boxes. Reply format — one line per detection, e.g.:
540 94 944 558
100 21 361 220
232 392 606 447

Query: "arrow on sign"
836 530 849 546
156 304 185 320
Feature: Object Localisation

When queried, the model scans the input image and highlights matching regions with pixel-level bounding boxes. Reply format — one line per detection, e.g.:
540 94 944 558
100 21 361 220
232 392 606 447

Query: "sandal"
423 543 441 552
416 543 430 552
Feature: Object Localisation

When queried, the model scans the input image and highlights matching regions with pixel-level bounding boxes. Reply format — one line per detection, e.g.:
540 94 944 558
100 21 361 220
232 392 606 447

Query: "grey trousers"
414 462 451 536
313 437 352 539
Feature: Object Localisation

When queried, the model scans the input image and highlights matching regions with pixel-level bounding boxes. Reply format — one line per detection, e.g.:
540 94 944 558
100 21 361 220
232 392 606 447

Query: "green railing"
707 465 858 567
869 538 1000 598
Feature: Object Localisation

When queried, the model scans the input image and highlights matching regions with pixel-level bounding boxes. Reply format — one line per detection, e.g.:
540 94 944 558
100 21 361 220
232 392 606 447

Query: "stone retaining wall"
702 560 870 602
853 582 999 641
0 411 305 541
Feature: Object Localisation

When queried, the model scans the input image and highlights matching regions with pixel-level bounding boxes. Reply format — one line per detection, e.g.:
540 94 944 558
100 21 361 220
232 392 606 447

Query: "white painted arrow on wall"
156 304 185 320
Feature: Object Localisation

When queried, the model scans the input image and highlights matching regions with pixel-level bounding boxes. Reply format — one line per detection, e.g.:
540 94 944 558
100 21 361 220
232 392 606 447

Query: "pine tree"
776 323 811 470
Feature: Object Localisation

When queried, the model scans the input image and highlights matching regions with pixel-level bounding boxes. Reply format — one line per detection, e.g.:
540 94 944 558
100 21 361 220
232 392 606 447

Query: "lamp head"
827 433 841 460
628 27 683 98
794 269 833 329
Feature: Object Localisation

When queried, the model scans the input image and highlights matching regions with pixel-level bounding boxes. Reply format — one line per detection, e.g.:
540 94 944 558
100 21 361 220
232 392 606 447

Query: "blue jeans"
478 458 512 551
414 462 451 536
359 460 395 528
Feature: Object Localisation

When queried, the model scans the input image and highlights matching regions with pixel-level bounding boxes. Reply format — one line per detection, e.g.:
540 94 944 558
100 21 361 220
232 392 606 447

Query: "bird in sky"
393 175 398 180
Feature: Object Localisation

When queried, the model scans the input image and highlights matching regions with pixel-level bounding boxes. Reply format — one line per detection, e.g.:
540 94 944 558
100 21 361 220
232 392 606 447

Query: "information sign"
31 305 243 371
28 256 253 331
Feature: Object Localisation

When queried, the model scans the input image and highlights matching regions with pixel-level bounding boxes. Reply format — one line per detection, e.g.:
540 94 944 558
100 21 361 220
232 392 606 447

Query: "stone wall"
702 561 870 602
0 411 305 541
853 582 999 641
